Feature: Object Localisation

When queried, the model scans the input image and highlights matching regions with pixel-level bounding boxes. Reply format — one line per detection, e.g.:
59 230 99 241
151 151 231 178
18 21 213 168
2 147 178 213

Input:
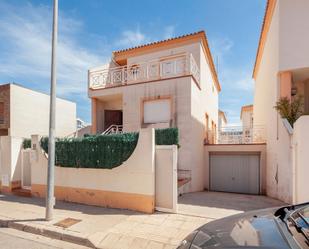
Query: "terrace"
206 125 266 145
88 53 200 90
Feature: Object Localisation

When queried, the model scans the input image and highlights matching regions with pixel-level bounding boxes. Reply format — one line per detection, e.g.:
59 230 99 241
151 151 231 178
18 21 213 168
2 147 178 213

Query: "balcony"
89 53 200 90
206 125 266 145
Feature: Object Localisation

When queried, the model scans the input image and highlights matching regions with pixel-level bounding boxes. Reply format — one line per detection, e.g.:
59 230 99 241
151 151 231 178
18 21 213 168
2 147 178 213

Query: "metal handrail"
102 125 123 135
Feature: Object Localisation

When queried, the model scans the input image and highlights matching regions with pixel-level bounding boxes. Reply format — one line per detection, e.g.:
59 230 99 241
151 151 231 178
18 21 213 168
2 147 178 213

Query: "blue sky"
0 0 266 125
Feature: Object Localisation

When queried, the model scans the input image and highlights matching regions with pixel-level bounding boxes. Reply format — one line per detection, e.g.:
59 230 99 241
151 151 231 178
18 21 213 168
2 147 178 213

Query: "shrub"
155 128 179 146
40 133 139 169
40 128 179 169
274 96 304 127
23 139 31 149
40 136 49 154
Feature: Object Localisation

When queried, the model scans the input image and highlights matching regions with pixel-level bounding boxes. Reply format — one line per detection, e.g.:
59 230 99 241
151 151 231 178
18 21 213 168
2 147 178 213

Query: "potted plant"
274 96 304 127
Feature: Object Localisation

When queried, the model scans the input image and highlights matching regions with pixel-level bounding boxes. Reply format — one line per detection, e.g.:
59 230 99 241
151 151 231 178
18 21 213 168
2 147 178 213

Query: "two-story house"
88 31 221 192
253 0 309 203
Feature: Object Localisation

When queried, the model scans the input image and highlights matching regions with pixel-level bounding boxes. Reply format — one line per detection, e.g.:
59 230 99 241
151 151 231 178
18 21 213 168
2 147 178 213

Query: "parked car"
177 203 309 249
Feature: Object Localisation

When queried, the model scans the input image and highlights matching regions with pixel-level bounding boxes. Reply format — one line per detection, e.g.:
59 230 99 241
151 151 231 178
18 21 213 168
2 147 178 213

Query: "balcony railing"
206 125 266 145
89 53 200 89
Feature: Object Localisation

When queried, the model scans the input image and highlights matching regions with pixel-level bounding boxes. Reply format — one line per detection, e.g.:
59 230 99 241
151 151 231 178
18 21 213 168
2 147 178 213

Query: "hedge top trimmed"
40 128 178 169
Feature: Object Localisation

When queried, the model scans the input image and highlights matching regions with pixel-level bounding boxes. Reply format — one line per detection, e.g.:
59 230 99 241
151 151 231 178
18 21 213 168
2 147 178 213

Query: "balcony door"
104 110 123 131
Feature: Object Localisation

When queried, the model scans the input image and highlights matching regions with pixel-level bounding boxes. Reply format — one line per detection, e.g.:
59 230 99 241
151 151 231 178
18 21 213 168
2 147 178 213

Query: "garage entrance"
210 153 260 194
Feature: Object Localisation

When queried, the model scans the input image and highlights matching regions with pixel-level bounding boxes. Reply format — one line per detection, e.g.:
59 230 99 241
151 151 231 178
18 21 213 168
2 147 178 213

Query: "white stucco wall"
241 110 253 128
218 115 227 130
0 136 11 187
0 136 23 186
293 116 309 204
31 128 155 196
279 0 309 71
253 2 279 128
155 145 178 212
253 0 309 203
253 3 284 202
189 44 219 191
10 84 76 138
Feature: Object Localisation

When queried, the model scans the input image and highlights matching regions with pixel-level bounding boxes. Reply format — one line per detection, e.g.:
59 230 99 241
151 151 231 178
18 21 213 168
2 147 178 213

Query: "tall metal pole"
46 0 58 221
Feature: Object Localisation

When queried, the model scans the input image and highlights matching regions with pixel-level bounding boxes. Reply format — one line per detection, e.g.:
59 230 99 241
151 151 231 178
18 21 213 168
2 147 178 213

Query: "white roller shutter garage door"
210 154 260 194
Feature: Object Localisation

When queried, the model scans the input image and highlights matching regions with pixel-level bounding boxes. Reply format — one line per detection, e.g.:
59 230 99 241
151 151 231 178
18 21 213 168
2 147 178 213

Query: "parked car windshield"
289 206 309 245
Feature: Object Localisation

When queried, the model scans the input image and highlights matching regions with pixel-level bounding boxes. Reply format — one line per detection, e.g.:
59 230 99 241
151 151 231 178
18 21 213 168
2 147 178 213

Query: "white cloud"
115 25 176 49
0 1 105 97
116 29 147 47
209 37 234 62
234 73 254 91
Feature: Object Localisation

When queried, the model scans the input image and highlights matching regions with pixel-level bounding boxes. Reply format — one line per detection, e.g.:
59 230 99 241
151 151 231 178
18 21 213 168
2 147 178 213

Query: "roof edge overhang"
252 0 277 79
112 31 221 92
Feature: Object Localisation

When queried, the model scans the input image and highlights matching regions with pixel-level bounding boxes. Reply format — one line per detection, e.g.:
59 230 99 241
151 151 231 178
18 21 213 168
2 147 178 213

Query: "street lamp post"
46 0 58 221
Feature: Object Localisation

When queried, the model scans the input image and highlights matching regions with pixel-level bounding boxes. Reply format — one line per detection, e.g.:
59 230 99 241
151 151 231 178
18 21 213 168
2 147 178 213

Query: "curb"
0 218 96 248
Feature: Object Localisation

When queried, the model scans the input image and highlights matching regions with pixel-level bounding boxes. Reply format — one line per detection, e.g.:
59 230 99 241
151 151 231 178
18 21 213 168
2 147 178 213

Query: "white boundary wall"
29 128 178 213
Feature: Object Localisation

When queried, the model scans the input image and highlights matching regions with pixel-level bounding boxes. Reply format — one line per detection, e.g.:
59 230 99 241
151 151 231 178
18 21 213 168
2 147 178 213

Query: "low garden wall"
30 128 156 213
293 116 309 204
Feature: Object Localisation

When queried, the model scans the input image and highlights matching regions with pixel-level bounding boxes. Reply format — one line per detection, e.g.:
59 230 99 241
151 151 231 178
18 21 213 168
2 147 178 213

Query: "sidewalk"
0 194 209 249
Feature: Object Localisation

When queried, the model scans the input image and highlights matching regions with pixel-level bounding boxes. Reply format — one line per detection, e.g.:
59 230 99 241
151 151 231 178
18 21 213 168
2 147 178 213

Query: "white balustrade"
206 125 266 144
89 53 200 89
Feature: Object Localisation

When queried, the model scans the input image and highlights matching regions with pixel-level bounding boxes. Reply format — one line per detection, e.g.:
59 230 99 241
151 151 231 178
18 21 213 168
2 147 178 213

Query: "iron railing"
89 53 200 89
102 125 123 135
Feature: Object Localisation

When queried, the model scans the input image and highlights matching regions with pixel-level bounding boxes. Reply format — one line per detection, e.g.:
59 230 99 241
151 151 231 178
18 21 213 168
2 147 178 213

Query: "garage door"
210 154 260 194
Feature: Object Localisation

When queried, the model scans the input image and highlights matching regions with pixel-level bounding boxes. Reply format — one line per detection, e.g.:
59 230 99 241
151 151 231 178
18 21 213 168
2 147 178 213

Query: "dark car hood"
190 208 291 249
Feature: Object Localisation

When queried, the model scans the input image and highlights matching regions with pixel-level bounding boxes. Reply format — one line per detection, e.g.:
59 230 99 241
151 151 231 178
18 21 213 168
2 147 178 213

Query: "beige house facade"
218 110 227 130
0 83 76 193
240 105 253 129
253 0 309 203
88 31 221 192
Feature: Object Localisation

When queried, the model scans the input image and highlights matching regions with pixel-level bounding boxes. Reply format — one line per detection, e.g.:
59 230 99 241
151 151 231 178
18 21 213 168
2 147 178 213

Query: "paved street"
0 194 208 248
178 191 286 219
0 228 89 249
0 192 286 249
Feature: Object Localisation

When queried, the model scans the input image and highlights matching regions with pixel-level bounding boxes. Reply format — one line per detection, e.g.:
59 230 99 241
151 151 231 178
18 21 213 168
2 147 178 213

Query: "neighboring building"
76 118 88 129
0 83 76 193
88 31 221 192
218 110 227 130
253 0 309 203
240 105 254 143
240 105 253 129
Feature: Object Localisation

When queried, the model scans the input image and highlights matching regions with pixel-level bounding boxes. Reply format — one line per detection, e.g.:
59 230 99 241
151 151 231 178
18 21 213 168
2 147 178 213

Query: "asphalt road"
0 228 90 249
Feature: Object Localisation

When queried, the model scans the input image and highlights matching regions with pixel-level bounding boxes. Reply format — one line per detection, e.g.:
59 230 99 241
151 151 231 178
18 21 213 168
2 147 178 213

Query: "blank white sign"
144 99 171 124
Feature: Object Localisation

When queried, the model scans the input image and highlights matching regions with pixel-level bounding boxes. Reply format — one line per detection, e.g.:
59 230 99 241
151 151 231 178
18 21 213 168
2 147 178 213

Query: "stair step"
12 188 32 197
178 178 191 188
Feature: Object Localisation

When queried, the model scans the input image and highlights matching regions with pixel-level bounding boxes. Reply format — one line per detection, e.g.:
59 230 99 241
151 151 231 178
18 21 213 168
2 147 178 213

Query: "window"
0 102 4 124
143 98 171 124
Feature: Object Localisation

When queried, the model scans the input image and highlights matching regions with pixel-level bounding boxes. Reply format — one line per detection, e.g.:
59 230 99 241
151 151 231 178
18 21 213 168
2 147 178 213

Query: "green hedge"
23 139 32 149
40 128 179 169
155 128 179 146
40 133 139 169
